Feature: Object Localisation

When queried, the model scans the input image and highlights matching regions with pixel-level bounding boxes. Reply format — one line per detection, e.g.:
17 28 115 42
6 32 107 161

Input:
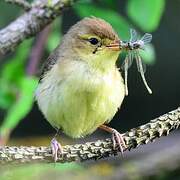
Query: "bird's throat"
86 51 120 73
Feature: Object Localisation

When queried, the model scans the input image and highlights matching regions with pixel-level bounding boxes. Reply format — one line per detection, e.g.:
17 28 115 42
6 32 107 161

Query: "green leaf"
139 44 156 65
74 3 131 39
0 89 15 109
127 0 165 31
0 40 33 110
1 40 32 80
0 76 38 136
99 0 117 10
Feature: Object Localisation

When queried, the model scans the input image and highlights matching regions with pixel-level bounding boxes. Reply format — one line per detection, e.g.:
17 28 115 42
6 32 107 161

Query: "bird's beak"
106 40 121 51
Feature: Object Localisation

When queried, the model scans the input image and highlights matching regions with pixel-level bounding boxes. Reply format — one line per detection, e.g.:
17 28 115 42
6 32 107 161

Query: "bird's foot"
99 125 126 154
111 129 126 154
51 138 63 162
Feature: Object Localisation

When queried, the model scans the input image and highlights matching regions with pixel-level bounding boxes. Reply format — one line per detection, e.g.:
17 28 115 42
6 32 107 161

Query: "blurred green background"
0 0 180 179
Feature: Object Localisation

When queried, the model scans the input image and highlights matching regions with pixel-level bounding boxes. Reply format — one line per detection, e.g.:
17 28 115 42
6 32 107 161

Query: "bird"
35 17 126 161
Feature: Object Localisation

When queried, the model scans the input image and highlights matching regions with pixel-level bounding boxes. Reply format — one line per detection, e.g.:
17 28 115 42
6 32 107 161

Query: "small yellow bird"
35 17 126 161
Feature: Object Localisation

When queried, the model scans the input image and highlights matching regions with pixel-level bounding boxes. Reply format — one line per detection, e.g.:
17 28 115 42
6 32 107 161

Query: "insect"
120 29 153 96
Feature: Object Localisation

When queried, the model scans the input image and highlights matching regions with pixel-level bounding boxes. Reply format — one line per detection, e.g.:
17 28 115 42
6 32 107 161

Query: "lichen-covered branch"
0 107 179 164
0 0 77 55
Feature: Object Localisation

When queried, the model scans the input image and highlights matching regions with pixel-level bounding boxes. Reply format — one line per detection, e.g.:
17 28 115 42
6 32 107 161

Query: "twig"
0 0 77 55
0 107 179 164
5 0 32 11
26 25 51 76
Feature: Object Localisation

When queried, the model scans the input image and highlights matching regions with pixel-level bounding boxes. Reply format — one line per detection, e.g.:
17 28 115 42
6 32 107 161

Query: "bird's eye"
88 38 99 45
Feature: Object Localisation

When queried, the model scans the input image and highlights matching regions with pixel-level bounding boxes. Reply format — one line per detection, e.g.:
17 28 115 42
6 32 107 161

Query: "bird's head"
59 17 121 71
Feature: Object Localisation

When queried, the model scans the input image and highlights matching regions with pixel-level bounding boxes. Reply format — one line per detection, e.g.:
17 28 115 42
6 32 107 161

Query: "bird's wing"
39 47 60 82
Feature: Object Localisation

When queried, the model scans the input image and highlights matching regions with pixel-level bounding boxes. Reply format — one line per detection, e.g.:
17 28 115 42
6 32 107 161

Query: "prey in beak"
106 40 121 51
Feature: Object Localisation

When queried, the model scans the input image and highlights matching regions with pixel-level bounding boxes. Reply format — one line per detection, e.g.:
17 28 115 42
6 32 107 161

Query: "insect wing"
130 29 138 42
127 52 134 68
122 55 130 96
121 52 134 70
140 33 152 44
135 51 152 94
135 51 146 73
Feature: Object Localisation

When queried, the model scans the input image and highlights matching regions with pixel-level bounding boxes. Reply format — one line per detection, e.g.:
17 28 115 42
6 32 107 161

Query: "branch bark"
5 0 32 10
0 0 77 55
0 107 179 164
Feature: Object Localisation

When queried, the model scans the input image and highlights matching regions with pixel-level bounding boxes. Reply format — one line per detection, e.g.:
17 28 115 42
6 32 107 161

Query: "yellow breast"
36 61 125 138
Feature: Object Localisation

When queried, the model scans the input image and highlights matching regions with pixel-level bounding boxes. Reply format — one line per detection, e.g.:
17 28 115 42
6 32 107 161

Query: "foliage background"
0 0 179 179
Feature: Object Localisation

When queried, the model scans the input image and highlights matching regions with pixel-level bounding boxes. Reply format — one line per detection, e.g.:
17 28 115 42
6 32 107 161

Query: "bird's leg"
99 124 126 154
51 129 63 162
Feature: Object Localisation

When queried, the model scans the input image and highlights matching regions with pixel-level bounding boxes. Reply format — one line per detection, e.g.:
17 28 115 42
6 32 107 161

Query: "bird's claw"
51 138 63 162
111 129 126 154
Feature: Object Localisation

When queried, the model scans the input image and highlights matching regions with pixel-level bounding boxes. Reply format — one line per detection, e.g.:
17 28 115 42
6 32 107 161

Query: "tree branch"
0 0 77 55
0 107 179 164
5 0 32 11
26 25 51 76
